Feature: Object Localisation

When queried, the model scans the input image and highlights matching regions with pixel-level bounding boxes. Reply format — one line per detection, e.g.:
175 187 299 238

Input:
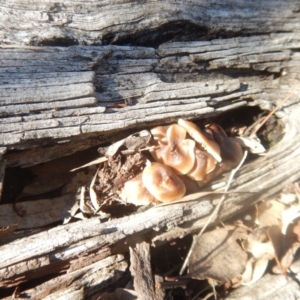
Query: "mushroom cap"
152 124 196 174
187 148 217 181
205 151 217 174
206 123 227 138
150 139 168 162
179 175 201 194
207 123 243 168
218 140 243 170
197 165 223 187
156 139 196 174
205 123 228 148
142 162 186 202
150 125 170 140
166 124 186 145
118 173 158 206
178 119 222 162
187 149 207 181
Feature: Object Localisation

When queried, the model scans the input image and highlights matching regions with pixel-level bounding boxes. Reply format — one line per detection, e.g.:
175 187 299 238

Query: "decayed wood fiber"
1 32 300 168
1 0 299 46
1 105 300 297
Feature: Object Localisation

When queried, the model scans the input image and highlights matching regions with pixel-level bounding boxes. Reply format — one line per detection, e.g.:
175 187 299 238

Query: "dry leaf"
63 201 79 224
281 205 300 234
89 168 100 212
242 254 271 286
256 199 285 228
280 193 297 205
292 218 300 241
274 242 300 274
242 230 275 259
230 136 266 154
288 243 300 276
240 229 275 285
188 227 248 282
268 225 284 272
74 212 88 220
239 258 254 286
70 156 108 172
63 168 96 194
79 186 94 214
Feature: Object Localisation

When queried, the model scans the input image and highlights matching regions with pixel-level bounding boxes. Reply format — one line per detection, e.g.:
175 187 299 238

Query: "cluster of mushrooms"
118 119 243 205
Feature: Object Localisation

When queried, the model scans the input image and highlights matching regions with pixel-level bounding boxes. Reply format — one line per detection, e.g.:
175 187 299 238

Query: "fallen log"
1 1 300 299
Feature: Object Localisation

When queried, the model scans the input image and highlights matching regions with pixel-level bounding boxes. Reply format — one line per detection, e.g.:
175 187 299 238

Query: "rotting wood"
226 271 300 300
130 242 164 300
0 199 213 272
1 33 300 166
1 1 300 298
0 194 75 229
1 110 300 294
0 160 5 202
99 288 138 300
1 72 300 299
2 254 128 300
1 0 299 46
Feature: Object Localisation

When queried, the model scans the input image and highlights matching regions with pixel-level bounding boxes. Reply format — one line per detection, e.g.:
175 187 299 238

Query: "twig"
249 83 300 138
179 151 248 275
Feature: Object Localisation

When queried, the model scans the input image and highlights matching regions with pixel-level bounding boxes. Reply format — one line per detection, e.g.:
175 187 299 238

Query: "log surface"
1 0 300 46
1 32 300 167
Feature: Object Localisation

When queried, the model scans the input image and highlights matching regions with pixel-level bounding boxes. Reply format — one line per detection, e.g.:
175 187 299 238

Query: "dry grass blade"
70 156 108 172
89 167 100 212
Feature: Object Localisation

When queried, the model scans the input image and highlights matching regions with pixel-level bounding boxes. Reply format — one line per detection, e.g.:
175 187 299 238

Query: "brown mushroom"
150 125 169 141
180 175 202 194
142 162 186 202
178 119 222 162
188 147 217 181
197 165 223 187
206 123 243 170
152 124 196 174
118 173 158 206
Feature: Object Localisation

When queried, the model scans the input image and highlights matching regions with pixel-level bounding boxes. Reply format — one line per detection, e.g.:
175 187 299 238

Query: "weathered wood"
0 194 75 229
0 160 5 201
1 0 300 298
227 272 300 300
129 242 164 300
1 111 300 293
2 254 128 300
1 33 300 166
0 200 213 272
1 0 299 46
